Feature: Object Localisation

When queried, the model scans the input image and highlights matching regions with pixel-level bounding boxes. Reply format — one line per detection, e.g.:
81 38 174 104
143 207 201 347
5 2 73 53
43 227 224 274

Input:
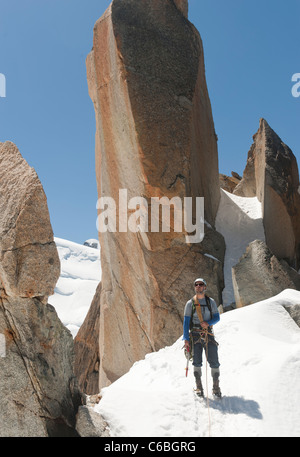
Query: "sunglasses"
195 283 205 287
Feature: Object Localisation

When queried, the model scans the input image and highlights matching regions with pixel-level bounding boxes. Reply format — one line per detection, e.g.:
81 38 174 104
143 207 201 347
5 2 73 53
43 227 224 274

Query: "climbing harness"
191 294 213 326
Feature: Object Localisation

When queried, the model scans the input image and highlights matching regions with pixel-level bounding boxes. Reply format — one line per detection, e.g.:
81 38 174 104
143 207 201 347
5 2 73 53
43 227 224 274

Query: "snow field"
215 189 265 306
50 190 300 437
49 237 101 337
95 290 300 437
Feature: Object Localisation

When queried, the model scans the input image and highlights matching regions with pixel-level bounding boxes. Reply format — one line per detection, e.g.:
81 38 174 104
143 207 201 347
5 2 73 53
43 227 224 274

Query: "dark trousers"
191 330 220 369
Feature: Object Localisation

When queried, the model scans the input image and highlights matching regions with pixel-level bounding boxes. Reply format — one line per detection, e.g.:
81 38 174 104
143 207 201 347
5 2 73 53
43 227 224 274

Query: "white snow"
49 237 101 337
95 289 300 437
215 189 265 306
49 192 300 437
92 190 300 438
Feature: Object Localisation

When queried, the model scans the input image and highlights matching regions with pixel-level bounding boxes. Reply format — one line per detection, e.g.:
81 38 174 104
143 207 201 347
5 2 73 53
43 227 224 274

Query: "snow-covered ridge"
95 289 300 437
49 237 101 337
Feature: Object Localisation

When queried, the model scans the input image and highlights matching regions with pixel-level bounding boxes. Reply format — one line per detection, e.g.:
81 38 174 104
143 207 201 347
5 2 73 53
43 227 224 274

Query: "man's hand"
201 321 209 329
184 340 190 352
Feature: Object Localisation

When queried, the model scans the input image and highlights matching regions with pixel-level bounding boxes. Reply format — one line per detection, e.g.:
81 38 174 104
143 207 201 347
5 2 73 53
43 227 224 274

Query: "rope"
203 329 212 438
189 328 212 436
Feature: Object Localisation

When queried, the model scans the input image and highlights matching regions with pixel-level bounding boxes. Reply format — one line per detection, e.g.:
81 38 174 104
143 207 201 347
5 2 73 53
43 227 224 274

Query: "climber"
183 278 221 397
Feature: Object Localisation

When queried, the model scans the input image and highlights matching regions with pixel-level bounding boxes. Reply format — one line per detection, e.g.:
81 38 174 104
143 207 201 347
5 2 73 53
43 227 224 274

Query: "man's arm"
206 298 220 326
207 313 220 326
183 300 192 340
183 315 191 340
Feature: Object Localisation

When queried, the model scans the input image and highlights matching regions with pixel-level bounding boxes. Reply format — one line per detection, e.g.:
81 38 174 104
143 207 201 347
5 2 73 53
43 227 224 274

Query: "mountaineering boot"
194 367 203 397
211 368 222 398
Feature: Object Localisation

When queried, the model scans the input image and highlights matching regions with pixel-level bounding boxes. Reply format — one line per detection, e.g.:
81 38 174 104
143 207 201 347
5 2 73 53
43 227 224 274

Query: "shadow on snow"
209 396 263 420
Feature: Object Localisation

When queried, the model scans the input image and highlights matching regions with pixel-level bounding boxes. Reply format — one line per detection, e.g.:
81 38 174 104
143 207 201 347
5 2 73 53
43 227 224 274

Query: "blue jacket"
183 296 220 341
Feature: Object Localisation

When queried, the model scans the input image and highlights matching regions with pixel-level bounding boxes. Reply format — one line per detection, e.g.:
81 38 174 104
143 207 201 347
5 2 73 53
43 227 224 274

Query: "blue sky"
0 0 299 244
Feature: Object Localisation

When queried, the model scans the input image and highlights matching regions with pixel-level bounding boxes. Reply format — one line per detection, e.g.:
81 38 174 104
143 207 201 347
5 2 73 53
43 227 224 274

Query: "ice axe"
184 343 190 377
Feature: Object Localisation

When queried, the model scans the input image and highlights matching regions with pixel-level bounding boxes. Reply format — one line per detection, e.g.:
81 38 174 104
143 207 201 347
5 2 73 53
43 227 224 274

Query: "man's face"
195 282 205 292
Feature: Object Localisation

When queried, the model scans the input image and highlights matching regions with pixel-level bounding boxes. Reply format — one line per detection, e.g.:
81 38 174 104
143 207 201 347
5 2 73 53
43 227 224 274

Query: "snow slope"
93 190 300 437
49 237 101 337
95 289 300 437
48 193 300 437
215 189 265 306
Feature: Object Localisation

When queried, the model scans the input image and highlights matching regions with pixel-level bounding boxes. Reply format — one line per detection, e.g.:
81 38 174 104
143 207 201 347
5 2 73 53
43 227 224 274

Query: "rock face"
87 0 224 387
76 405 110 437
283 304 300 328
74 282 101 395
173 0 188 17
0 142 60 299
219 172 241 193
83 239 100 249
232 240 300 308
234 119 300 270
0 141 82 436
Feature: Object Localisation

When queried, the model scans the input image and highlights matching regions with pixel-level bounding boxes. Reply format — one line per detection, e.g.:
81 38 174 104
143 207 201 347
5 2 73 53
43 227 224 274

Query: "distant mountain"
49 237 101 337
